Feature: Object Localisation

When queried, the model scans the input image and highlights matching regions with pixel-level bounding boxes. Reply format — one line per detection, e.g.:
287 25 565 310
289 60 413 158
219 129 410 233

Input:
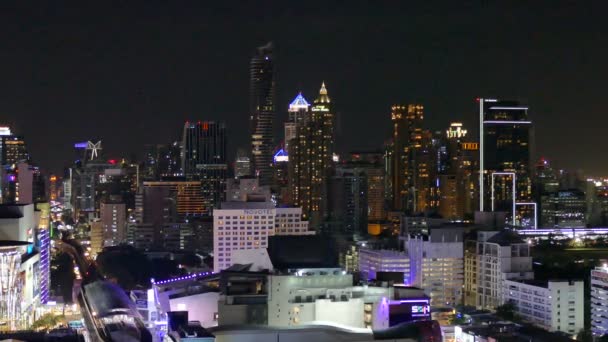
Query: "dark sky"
0 1 606 175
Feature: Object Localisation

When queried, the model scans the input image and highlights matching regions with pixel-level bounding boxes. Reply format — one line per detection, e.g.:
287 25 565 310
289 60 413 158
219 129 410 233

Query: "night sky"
0 2 606 175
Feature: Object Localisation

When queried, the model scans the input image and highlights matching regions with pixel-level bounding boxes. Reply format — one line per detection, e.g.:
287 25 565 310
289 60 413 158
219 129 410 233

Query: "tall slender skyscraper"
479 99 532 222
391 104 424 213
250 42 275 186
289 83 335 225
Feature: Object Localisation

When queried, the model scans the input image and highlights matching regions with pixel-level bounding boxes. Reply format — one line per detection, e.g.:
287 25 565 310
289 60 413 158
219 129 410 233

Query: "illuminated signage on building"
461 142 479 150
446 123 467 139
243 209 274 215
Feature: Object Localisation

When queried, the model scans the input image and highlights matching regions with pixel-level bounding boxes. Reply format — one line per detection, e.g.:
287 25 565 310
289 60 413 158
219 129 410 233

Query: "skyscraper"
285 92 310 154
250 42 275 186
390 104 424 213
288 83 335 224
479 99 532 222
181 121 228 213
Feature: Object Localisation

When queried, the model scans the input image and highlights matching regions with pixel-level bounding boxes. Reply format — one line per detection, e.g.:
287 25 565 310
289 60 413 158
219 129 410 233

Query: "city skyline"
0 2 605 176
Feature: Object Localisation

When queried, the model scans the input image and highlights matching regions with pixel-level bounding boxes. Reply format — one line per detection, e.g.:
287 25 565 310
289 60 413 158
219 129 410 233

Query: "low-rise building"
359 248 410 283
503 279 584 335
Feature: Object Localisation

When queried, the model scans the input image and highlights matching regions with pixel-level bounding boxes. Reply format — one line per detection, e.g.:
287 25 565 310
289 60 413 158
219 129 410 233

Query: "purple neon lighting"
74 142 88 148
151 271 217 285
393 299 430 304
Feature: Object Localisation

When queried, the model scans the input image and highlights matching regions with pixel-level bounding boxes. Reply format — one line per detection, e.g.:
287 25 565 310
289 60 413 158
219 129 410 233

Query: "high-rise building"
289 83 335 224
326 166 368 238
234 148 251 178
591 264 608 337
250 42 275 186
406 228 464 307
285 92 310 154
359 248 410 282
100 197 127 247
533 158 559 227
213 203 311 272
438 123 479 220
478 99 532 221
181 121 228 214
390 104 424 213
465 230 533 310
347 152 386 221
541 189 587 228
143 143 182 180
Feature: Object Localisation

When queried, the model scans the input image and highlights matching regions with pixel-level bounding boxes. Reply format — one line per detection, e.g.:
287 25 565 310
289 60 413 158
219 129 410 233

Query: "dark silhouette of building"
250 42 276 186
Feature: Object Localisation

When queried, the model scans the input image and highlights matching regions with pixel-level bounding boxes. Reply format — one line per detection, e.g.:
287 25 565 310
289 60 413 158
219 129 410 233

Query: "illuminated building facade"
347 151 386 221
591 265 608 337
406 228 464 307
479 99 532 219
100 198 127 247
143 181 205 219
285 92 310 154
541 189 587 228
182 121 227 214
439 123 479 220
289 83 335 224
0 245 23 330
143 142 182 180
250 42 275 186
213 203 311 272
234 148 251 178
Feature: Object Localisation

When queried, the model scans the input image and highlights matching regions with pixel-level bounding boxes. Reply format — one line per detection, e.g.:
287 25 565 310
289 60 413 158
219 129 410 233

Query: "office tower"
213 203 311 272
49 175 59 202
438 123 479 220
2 135 29 166
289 83 335 224
100 197 127 247
390 104 424 213
465 230 533 310
541 189 587 227
234 148 251 178
250 42 276 186
327 166 368 238
347 151 386 221
285 92 310 153
591 265 608 337
181 121 227 175
181 121 228 214
406 228 464 307
142 181 205 221
478 99 532 222
143 143 182 180
503 279 584 335
272 147 290 205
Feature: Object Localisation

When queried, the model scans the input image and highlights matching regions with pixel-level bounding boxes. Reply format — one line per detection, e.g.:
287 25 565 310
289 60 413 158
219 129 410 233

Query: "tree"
495 302 520 322
31 313 65 331
576 329 593 342
96 245 152 291
448 313 468 326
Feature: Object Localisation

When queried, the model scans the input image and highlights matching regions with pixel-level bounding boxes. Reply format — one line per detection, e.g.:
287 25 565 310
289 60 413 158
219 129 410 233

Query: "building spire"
320 81 328 95
316 81 330 103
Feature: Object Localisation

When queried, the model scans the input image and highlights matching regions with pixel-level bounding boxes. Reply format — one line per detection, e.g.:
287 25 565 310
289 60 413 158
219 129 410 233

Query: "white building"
266 269 396 330
473 230 534 310
358 248 410 283
406 228 464 307
591 265 608 337
213 202 312 272
503 279 584 335
0 204 36 242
